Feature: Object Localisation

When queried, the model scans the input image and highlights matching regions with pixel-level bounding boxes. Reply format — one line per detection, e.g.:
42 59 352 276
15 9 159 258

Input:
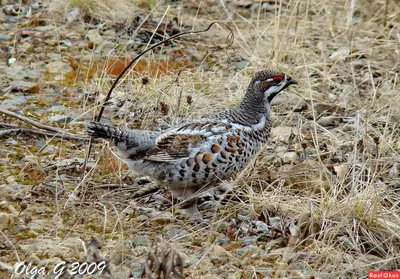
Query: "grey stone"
0 104 17 111
10 80 37 90
281 151 299 164
0 200 17 214
211 256 227 265
329 46 350 60
33 108 45 113
48 114 73 123
5 138 17 145
95 40 115 55
65 220 75 226
0 185 17 200
252 220 271 234
35 25 54 32
27 219 46 231
271 126 297 142
47 53 62 59
60 40 72 48
232 60 249 69
238 245 264 256
7 67 42 81
46 61 72 74
67 7 81 21
103 30 116 37
0 34 10 42
46 105 68 113
35 139 46 149
238 235 259 245
215 237 231 245
271 93 307 111
165 226 189 241
317 116 338 127
6 16 18 23
194 259 215 273
130 262 144 278
31 2 40 9
72 112 92 121
226 271 243 279
55 158 85 168
15 224 29 233
1 96 26 106
42 145 56 154
0 212 15 230
87 29 103 45
0 261 13 273
132 235 150 247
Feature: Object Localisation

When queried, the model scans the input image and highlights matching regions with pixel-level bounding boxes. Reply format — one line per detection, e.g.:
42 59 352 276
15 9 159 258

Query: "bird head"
250 69 297 103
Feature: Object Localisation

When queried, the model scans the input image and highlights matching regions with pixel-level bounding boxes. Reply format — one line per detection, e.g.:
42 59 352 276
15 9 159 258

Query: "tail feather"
86 121 128 141
86 121 158 160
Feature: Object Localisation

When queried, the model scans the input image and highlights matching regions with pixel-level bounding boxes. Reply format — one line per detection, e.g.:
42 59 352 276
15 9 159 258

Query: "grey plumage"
86 69 297 220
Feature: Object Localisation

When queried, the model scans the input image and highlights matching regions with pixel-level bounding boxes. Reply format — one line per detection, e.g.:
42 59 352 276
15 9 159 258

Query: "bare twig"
0 109 88 140
0 122 89 141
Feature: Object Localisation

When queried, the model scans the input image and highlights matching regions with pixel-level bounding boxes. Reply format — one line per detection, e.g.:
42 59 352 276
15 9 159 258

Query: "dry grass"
2 0 400 278
52 0 400 275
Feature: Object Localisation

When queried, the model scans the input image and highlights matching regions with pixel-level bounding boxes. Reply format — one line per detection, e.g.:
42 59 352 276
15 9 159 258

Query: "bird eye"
272 75 283 83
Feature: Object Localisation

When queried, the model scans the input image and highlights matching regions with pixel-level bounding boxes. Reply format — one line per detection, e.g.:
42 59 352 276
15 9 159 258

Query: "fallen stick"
0 109 89 140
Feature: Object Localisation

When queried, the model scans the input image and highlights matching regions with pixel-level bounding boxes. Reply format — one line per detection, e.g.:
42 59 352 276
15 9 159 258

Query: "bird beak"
281 76 297 91
287 77 297 85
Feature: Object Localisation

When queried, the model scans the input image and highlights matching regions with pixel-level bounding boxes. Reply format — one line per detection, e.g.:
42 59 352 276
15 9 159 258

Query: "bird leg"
170 187 204 222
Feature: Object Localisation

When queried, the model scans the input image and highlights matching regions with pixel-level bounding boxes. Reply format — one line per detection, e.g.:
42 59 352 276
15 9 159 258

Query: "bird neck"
237 88 270 121
217 87 271 126
218 89 269 125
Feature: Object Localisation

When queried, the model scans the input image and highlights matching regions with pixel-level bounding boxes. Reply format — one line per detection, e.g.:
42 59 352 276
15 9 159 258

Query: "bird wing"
143 120 234 163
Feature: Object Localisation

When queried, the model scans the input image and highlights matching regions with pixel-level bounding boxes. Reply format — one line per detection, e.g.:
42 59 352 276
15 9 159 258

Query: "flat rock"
55 158 85 168
11 80 37 91
103 29 116 37
0 261 13 273
215 237 231 245
48 114 73 123
46 61 72 74
165 226 189 241
27 219 47 231
87 29 103 45
7 66 42 81
329 46 350 60
47 53 62 59
1 95 26 106
35 139 46 149
238 235 259 245
271 126 297 142
237 245 264 256
95 40 115 55
67 7 81 21
271 93 308 111
42 145 56 154
280 151 299 164
0 185 17 200
132 235 150 247
46 105 68 113
0 34 10 42
0 212 15 230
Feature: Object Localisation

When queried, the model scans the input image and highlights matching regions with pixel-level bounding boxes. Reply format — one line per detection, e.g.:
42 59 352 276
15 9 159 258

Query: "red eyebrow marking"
272 75 283 81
